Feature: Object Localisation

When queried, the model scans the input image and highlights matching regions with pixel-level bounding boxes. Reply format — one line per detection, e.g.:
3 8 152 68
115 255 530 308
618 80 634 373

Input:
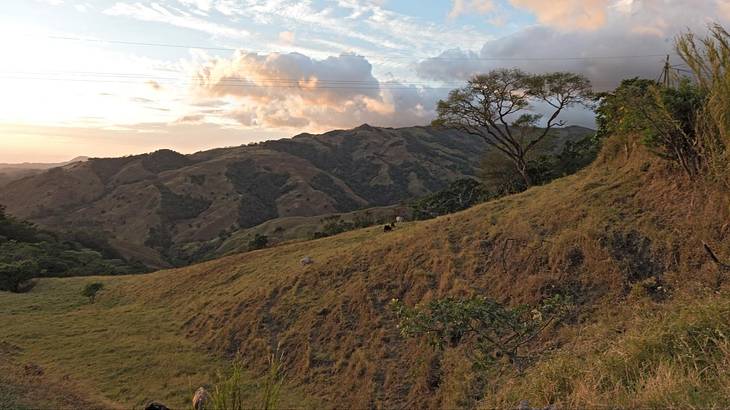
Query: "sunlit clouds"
0 0 729 162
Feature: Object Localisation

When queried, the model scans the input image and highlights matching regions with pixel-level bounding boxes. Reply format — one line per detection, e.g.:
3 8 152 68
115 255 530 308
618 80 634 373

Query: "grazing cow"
193 387 210 410
383 224 393 232
395 216 405 223
300 256 314 266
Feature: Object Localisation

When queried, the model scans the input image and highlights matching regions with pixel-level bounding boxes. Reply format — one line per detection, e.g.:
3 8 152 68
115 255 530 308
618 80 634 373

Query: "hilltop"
0 157 88 187
0 125 592 268
2 134 729 408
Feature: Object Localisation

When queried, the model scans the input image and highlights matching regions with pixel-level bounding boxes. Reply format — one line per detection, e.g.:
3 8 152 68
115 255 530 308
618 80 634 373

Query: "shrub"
0 260 38 293
411 179 489 220
248 234 269 251
81 282 104 303
391 294 573 370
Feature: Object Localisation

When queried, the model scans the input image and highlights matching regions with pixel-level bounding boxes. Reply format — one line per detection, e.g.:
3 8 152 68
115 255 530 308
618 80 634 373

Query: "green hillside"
3 133 730 408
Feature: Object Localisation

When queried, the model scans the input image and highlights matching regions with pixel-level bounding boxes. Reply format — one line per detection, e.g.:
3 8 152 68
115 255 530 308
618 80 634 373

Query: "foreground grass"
480 289 730 409
0 276 315 408
0 276 218 408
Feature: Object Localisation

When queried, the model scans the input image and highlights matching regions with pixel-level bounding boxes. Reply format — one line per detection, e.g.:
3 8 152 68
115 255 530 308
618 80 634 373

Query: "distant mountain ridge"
0 125 593 268
0 156 88 187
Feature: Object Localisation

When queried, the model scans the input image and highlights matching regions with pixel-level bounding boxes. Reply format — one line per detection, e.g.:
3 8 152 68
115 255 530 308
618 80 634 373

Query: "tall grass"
677 24 730 186
208 351 286 410
480 294 730 409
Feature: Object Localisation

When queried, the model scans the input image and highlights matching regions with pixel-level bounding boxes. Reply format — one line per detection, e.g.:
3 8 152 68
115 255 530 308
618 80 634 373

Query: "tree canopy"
433 69 593 186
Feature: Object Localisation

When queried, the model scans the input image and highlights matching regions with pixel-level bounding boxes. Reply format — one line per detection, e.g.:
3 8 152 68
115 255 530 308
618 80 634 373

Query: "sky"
0 0 728 162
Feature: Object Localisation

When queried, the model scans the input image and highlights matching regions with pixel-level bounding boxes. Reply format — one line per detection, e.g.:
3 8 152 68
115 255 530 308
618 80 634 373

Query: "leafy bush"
0 260 38 293
595 24 730 182
81 282 104 303
596 77 707 176
411 179 489 220
391 294 572 370
248 234 269 251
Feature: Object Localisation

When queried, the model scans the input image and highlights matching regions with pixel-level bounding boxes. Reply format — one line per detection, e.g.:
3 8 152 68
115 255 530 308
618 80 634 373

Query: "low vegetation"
392 294 573 369
81 282 103 304
411 132 600 220
0 206 144 292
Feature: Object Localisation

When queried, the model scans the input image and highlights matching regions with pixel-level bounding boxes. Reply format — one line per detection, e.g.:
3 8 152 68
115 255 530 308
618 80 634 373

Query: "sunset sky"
1 0 728 162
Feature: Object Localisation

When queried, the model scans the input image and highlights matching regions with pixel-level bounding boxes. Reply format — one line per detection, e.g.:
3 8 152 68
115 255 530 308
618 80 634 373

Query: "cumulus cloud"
448 0 495 19
510 0 610 31
193 51 441 130
418 1 729 91
279 31 295 45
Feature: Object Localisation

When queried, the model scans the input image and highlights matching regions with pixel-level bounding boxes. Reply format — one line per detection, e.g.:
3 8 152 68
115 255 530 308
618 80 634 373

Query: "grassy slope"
3 136 730 408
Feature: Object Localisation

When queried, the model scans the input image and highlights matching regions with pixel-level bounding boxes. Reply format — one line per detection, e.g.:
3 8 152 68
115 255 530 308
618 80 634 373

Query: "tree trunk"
516 159 532 187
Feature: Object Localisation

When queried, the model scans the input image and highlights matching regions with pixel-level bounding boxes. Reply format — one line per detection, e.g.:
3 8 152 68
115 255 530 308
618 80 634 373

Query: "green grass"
0 276 316 409
0 276 217 408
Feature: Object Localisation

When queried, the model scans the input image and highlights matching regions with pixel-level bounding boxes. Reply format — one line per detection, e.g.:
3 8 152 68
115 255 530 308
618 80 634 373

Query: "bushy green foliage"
596 77 707 176
247 234 269 251
81 282 104 303
392 295 572 369
311 213 382 239
434 69 593 186
0 205 143 292
410 179 489 220
411 135 600 221
0 260 38 293
595 78 657 140
596 24 730 181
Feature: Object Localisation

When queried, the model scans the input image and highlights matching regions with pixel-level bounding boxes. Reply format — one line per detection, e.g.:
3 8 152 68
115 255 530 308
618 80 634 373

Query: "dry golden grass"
3 135 730 408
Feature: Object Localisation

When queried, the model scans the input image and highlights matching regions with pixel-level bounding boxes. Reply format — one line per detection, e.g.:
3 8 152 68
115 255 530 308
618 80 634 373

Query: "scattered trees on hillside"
410 179 489 220
0 205 143 293
410 134 601 221
433 69 594 186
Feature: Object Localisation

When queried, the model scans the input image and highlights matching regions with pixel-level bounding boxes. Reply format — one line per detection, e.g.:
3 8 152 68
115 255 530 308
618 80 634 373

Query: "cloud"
105 2 249 39
193 51 442 130
176 114 205 124
279 31 295 45
418 1 729 90
448 0 495 19
509 0 610 31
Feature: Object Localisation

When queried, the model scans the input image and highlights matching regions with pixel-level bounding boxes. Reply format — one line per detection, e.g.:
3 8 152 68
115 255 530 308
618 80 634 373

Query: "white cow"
395 216 405 223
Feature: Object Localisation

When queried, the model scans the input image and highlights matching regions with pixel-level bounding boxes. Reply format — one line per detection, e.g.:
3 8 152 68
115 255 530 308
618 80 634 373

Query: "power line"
46 35 675 62
0 70 462 85
0 74 626 90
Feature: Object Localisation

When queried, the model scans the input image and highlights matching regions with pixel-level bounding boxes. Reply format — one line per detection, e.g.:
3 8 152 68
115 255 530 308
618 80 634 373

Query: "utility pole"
660 54 672 88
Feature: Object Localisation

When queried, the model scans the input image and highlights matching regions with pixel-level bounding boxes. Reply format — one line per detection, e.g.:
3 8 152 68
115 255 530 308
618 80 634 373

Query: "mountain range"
0 125 592 268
